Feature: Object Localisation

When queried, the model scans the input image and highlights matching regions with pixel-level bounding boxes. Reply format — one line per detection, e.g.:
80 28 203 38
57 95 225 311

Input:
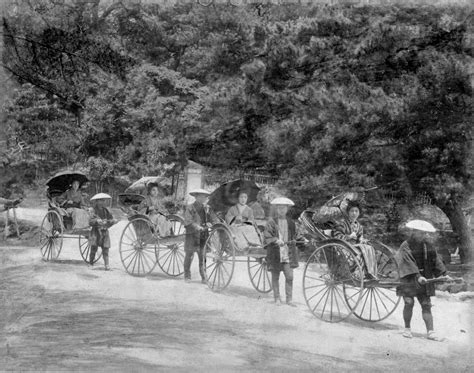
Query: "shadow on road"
47 259 86 266
342 316 400 331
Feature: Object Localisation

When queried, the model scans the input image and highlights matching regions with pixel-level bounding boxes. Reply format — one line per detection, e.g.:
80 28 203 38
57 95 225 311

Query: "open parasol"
125 176 169 194
46 170 89 193
208 179 260 213
312 191 366 223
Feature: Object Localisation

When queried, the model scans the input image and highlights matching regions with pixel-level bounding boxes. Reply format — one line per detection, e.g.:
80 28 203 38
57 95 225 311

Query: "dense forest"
1 1 472 260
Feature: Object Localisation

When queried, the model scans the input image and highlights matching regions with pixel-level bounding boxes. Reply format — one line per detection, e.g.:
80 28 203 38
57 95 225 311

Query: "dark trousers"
90 246 109 266
271 263 293 302
184 248 205 280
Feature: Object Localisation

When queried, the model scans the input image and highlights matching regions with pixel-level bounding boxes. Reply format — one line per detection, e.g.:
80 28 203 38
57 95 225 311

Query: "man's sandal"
402 329 413 338
427 331 445 342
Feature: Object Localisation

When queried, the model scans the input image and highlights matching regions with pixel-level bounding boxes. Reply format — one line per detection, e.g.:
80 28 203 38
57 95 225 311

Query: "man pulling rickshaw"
396 219 452 342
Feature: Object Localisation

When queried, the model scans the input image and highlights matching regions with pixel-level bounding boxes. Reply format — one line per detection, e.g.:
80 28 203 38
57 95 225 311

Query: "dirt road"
1 219 473 371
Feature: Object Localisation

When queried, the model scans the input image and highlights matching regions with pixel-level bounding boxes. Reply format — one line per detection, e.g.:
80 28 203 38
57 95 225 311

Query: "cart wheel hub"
168 244 177 251
134 243 143 251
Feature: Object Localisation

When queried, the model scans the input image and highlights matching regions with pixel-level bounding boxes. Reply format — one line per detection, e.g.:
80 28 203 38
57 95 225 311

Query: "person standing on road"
395 219 451 341
183 189 218 283
264 197 306 307
89 193 117 271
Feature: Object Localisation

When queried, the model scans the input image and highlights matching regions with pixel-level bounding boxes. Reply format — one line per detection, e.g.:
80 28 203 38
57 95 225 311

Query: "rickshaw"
299 191 402 323
117 187 186 277
203 179 272 293
40 171 97 263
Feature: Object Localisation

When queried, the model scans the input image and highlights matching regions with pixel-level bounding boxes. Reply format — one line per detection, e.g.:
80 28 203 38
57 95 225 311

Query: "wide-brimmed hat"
189 188 211 197
405 220 436 233
91 193 112 201
270 197 295 206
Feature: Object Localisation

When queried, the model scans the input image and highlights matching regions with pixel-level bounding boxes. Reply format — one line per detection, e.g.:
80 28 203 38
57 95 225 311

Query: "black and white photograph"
0 0 472 371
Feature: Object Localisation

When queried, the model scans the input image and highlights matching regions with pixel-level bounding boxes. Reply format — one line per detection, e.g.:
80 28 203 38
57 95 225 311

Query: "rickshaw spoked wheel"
40 210 63 261
119 217 158 277
247 256 272 293
204 225 235 292
79 233 102 264
343 241 401 322
303 240 364 323
155 214 185 277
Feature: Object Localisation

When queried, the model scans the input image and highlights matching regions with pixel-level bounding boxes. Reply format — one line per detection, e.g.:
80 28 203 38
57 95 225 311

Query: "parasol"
405 220 436 233
208 179 260 213
312 191 365 223
46 170 89 193
125 176 169 194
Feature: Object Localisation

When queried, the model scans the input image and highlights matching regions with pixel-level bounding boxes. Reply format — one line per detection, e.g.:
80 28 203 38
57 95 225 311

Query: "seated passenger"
60 179 90 230
138 182 171 237
225 191 255 225
333 201 378 280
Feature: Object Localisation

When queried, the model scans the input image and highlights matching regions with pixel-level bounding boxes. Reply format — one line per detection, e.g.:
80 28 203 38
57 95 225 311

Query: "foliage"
2 1 472 260
3 83 80 165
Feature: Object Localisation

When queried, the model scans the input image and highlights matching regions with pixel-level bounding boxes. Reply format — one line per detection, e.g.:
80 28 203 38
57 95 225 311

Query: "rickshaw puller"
89 193 117 270
183 189 218 283
264 197 306 307
395 220 451 341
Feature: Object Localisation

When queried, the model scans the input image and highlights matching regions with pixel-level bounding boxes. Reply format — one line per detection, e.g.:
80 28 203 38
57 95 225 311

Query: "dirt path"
1 219 473 371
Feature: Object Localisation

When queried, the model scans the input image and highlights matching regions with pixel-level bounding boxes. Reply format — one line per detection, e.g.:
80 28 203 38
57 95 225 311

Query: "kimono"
89 206 115 249
183 202 218 253
61 189 90 229
225 204 255 225
395 238 446 297
333 219 378 278
264 217 300 271
139 195 171 237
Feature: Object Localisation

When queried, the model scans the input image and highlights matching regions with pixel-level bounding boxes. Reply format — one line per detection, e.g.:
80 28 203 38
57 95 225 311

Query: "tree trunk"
439 201 473 264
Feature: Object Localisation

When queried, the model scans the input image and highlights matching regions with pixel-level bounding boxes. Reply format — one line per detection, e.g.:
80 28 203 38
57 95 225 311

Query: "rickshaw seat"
229 223 262 252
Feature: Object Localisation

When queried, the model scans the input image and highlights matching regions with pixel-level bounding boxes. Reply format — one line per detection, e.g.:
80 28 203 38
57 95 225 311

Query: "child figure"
89 193 117 270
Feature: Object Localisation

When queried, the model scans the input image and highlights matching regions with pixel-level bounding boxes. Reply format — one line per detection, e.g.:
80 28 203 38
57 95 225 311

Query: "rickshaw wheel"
303 240 364 323
40 210 63 261
204 225 235 292
247 257 272 293
156 214 186 277
79 233 102 264
343 242 401 322
119 217 158 277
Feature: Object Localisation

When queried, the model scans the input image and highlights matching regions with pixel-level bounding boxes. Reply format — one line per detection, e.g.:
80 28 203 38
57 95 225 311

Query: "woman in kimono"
61 179 90 229
138 182 171 237
333 201 378 279
225 191 255 225
395 220 450 341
